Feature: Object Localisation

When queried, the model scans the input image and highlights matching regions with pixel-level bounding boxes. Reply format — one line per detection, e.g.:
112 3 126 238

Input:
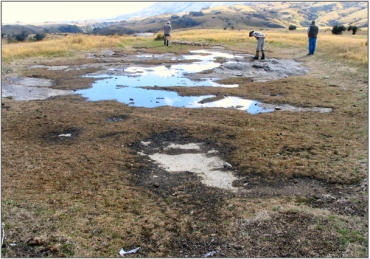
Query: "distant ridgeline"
2 2 367 37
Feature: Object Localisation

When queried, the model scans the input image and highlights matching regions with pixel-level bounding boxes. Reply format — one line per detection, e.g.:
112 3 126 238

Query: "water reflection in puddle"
76 50 273 114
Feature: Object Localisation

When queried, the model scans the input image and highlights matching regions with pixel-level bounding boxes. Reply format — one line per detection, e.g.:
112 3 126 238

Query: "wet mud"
2 48 322 113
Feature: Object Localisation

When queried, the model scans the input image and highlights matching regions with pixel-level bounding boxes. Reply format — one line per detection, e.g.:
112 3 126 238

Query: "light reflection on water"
76 50 274 114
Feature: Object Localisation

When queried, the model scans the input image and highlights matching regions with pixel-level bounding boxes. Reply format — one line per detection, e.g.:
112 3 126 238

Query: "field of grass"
2 28 367 65
1 28 368 257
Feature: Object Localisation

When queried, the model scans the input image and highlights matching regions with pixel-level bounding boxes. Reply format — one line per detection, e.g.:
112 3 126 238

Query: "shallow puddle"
2 50 323 114
83 50 240 88
76 50 275 113
76 82 273 113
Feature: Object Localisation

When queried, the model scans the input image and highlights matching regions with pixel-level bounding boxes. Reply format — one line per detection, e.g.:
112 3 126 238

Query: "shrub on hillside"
176 16 201 27
189 11 204 17
331 25 347 35
34 33 46 41
14 30 29 42
347 25 359 35
58 25 83 33
6 34 15 43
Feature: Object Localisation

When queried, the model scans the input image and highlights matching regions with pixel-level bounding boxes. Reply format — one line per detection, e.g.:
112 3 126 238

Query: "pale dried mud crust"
129 129 367 257
131 129 367 215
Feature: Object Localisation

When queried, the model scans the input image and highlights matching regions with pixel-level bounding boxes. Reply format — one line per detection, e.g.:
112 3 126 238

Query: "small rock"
321 194 336 200
153 183 159 188
224 162 232 169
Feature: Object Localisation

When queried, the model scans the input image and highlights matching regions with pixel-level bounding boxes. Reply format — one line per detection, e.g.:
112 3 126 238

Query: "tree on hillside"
189 11 204 17
34 33 46 41
6 34 14 43
58 25 82 33
331 25 347 35
288 25 297 30
175 16 201 27
14 30 29 42
347 25 359 35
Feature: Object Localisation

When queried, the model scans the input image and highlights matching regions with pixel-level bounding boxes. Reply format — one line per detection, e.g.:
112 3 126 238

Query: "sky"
2 1 156 24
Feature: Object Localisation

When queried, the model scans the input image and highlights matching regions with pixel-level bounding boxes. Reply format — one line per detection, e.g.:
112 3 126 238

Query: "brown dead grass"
1 30 368 257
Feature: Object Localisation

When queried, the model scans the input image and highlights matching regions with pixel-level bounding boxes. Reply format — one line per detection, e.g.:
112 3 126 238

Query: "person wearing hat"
249 30 265 60
307 20 319 55
163 21 172 46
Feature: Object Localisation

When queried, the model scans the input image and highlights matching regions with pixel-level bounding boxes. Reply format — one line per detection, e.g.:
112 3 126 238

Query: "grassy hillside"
1 2 368 36
81 1 369 35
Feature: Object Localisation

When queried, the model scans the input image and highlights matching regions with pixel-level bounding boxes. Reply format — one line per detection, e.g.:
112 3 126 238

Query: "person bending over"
249 30 265 60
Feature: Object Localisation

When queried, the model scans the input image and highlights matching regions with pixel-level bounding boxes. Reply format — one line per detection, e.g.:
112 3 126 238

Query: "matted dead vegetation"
1 30 368 257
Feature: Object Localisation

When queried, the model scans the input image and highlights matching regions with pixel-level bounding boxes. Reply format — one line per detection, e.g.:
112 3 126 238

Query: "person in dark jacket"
163 21 172 46
307 20 319 55
249 30 265 60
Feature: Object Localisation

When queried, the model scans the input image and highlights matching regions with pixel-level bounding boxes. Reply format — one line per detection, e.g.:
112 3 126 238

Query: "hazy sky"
2 2 156 24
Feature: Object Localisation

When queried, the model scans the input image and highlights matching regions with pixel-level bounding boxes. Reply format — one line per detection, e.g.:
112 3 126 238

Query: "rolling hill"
1 2 367 36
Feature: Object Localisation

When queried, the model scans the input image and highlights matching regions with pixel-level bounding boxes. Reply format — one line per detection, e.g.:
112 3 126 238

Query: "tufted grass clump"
154 32 164 40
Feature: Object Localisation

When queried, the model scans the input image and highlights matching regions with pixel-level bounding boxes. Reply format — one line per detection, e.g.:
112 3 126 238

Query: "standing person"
163 21 172 46
307 20 319 55
249 30 265 60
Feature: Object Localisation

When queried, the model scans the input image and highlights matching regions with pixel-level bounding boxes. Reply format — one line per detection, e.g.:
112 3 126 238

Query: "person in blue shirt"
307 21 319 55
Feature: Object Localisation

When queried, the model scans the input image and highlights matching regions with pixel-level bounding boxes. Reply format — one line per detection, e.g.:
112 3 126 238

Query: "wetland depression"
2 33 367 258
76 50 275 113
2 49 318 113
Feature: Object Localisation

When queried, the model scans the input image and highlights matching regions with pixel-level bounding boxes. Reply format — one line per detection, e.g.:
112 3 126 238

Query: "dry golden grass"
2 34 145 61
172 29 368 65
3 29 367 65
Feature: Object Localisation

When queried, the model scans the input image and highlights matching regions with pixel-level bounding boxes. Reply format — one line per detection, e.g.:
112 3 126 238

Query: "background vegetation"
2 28 368 66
